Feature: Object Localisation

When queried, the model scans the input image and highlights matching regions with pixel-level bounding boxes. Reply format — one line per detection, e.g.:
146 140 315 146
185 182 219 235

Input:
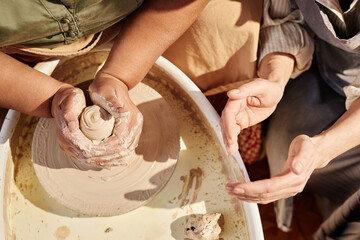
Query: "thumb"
291 159 304 175
287 135 313 175
285 150 305 175
69 88 86 117
227 88 248 99
90 91 121 117
227 80 266 100
59 88 86 133
89 79 130 119
287 145 305 175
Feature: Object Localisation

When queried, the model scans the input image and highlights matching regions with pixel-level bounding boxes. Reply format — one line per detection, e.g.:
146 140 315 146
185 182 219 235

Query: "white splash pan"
0 52 263 240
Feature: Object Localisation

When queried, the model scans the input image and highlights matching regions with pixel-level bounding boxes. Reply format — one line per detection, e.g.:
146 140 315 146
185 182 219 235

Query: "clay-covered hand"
225 135 329 204
88 72 144 166
220 78 284 155
51 85 97 161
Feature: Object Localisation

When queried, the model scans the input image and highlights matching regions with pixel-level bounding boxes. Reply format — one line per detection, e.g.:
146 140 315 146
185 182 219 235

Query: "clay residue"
178 168 203 207
54 226 70 240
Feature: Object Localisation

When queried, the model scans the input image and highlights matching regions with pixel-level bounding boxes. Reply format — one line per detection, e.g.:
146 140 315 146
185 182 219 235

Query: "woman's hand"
220 78 284 155
225 135 328 204
51 85 96 161
88 72 143 166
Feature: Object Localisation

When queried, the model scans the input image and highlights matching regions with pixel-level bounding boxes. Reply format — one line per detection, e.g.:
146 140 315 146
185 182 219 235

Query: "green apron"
0 0 143 47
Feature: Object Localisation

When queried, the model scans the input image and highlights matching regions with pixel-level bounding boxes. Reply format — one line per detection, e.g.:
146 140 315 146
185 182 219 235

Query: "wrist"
93 71 129 91
258 52 295 89
310 132 334 168
263 72 288 88
96 62 139 90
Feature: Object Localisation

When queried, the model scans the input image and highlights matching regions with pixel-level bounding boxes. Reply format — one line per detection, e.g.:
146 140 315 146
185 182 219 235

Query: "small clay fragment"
184 213 224 240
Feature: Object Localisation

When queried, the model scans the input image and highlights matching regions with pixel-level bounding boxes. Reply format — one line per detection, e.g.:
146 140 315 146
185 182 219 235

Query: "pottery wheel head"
32 82 180 216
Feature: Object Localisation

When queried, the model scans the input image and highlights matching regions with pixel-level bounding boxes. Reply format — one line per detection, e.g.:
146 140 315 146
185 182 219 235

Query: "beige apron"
163 0 263 163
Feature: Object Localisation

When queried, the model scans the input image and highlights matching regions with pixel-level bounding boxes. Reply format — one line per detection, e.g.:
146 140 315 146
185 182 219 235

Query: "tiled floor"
245 158 323 240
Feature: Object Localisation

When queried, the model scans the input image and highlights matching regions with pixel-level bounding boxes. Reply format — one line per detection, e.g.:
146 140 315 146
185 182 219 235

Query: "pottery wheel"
32 82 180 216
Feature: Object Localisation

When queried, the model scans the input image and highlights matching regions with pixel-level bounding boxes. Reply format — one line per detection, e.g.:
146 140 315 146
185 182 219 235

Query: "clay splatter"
178 167 203 207
54 226 70 240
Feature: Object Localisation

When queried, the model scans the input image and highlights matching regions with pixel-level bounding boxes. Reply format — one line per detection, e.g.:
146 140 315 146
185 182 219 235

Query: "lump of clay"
80 105 115 141
184 213 224 240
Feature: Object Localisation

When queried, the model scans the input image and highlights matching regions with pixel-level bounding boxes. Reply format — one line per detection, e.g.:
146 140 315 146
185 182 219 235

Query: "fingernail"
234 188 245 194
231 89 241 95
226 186 234 191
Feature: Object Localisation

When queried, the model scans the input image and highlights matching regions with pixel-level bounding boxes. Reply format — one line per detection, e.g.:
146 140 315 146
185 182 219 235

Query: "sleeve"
258 0 315 78
344 73 360 110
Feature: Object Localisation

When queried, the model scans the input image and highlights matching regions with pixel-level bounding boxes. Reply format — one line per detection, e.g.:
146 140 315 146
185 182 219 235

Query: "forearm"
258 52 295 88
0 52 68 117
98 0 209 89
312 97 360 167
259 0 314 78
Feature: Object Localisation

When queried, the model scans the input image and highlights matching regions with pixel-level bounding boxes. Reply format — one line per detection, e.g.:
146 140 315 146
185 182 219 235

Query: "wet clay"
80 105 114 141
32 82 180 216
